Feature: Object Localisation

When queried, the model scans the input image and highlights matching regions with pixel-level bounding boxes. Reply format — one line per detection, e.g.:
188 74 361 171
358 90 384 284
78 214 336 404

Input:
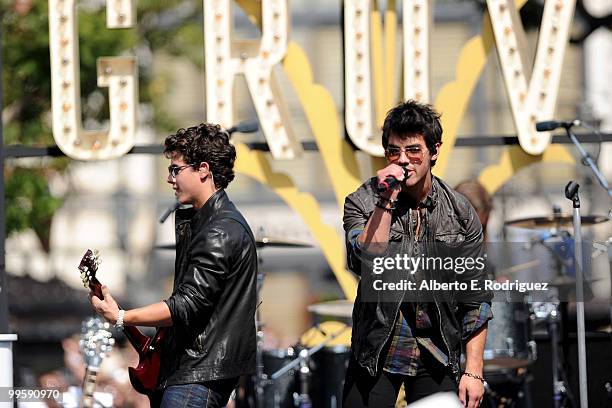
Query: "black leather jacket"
159 190 257 387
343 176 493 381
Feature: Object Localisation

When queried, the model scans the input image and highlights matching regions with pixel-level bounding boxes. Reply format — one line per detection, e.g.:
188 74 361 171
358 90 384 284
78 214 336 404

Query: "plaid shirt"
383 302 492 376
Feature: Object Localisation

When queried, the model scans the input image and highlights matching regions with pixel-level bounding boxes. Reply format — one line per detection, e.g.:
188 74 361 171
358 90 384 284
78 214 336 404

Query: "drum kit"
234 237 353 408
481 210 610 408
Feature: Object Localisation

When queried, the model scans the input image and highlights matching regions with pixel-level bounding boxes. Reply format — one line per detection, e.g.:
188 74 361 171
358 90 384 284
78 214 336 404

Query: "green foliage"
2 0 209 246
5 167 62 251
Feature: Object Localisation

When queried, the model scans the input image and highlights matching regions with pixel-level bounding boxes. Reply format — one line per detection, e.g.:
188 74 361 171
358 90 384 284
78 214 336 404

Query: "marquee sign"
204 0 302 159
486 0 576 154
344 0 432 156
49 0 138 160
47 0 577 298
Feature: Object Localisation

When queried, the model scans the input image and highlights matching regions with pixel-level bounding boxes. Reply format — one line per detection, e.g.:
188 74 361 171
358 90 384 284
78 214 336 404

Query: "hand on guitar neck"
89 285 121 326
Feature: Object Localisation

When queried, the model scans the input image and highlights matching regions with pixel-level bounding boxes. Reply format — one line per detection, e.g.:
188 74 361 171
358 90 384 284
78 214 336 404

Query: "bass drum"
309 345 350 408
484 297 534 372
262 348 298 408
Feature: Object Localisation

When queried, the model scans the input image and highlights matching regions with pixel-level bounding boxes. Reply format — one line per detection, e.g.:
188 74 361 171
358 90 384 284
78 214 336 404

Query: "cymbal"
155 237 313 251
549 275 599 289
307 300 354 318
505 214 609 230
496 260 540 277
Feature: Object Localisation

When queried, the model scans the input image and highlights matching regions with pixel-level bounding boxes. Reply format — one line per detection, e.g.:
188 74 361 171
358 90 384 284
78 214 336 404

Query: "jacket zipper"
371 210 406 375
371 305 400 376
421 207 453 372
435 300 453 368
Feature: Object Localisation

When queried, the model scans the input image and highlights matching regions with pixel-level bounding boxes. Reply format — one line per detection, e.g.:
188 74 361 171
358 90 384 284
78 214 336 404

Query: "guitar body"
79 249 168 397
127 327 168 395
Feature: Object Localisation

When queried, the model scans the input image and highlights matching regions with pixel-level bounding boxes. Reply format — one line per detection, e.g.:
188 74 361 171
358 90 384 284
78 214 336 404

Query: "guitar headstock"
79 317 114 369
79 249 101 291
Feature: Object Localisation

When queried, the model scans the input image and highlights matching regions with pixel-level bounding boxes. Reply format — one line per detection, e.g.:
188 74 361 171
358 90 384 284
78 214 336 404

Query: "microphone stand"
565 181 588 408
563 123 612 198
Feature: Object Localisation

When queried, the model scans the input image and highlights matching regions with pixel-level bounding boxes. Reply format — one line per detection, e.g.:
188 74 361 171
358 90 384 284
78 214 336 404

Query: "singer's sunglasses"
384 145 424 163
168 163 195 178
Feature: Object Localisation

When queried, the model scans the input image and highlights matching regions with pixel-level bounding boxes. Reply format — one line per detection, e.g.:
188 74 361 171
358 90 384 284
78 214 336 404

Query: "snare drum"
484 299 534 371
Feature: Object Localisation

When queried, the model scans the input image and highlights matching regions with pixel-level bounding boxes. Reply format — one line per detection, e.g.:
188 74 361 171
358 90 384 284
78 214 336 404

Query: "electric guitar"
79 317 114 407
79 249 168 397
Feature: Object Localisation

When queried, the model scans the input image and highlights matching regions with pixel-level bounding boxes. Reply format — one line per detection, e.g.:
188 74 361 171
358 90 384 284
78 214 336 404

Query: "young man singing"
343 100 493 408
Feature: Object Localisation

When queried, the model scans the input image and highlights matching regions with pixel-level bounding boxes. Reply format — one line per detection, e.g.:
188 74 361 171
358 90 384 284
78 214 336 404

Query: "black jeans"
342 354 457 407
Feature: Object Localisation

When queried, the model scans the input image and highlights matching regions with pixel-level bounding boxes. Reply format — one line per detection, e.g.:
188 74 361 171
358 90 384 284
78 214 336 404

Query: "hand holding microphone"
376 164 408 194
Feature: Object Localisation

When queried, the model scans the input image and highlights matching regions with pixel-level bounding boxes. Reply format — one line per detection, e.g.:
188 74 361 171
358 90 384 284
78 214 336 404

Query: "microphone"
376 167 408 193
227 120 259 135
535 119 580 132
159 201 180 224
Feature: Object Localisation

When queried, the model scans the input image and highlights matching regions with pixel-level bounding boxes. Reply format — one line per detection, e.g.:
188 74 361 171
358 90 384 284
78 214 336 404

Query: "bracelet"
462 372 485 383
375 200 395 212
114 309 125 329
376 196 398 206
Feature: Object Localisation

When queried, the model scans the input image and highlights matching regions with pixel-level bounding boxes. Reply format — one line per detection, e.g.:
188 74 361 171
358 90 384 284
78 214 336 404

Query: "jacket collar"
192 189 227 226
398 173 439 211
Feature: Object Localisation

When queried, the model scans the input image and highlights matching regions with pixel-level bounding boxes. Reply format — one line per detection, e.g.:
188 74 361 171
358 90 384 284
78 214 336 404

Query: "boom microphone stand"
535 120 612 198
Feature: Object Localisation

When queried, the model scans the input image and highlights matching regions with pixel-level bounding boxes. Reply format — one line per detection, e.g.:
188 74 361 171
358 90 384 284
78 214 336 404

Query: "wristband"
114 309 125 329
375 200 395 212
376 196 398 205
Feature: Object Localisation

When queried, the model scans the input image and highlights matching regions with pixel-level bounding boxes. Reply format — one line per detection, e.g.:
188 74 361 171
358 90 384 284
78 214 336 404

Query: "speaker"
529 331 612 407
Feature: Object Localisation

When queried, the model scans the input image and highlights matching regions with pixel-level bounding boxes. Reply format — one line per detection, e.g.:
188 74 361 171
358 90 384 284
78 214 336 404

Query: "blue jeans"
154 378 238 408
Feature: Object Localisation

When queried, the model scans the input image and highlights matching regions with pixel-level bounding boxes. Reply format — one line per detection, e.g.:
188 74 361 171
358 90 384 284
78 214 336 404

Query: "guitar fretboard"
81 366 99 408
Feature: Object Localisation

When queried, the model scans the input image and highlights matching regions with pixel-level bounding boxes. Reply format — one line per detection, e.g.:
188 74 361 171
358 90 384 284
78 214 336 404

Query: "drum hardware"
527 340 537 361
543 302 571 408
297 349 312 408
266 325 349 408
270 325 349 382
482 368 533 408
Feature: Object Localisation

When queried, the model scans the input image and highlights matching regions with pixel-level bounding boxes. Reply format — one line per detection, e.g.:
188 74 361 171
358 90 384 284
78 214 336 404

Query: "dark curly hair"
382 100 442 166
163 123 236 189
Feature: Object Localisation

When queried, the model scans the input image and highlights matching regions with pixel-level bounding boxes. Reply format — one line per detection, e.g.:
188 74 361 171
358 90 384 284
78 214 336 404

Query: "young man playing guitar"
90 123 258 407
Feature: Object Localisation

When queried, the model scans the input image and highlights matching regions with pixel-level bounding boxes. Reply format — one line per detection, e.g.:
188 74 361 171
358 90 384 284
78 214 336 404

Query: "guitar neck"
89 279 150 352
81 365 99 408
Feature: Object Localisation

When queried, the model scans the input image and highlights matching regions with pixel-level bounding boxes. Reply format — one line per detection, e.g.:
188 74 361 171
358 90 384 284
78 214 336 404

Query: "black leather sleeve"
165 224 230 330
455 200 494 309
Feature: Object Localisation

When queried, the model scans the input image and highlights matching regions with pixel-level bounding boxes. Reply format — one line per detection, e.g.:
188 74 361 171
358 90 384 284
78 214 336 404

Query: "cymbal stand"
255 272 265 408
565 181 589 408
548 303 569 408
297 349 312 408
